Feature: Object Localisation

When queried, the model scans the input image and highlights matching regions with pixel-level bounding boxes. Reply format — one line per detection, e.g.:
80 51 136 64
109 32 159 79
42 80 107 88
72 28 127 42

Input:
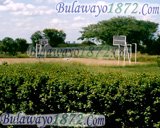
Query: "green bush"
157 57 160 67
0 63 160 128
2 61 8 66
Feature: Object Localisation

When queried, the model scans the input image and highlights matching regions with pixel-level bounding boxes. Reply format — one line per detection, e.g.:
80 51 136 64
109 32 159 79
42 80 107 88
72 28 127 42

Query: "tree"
30 31 43 46
15 38 28 53
154 35 160 55
43 28 66 47
78 16 159 53
0 41 3 54
2 37 18 56
81 40 96 46
30 29 66 47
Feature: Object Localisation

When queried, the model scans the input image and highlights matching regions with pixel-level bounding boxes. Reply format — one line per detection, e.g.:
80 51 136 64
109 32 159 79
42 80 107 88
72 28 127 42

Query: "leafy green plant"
2 61 8 66
0 63 160 128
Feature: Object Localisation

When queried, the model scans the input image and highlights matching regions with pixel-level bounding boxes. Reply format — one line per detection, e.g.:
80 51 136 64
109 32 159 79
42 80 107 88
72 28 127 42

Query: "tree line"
0 38 29 56
0 16 160 56
0 29 95 56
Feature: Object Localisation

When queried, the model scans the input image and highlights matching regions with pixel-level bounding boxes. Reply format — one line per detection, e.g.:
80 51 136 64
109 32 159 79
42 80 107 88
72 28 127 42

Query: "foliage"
2 37 18 56
81 40 96 46
2 61 8 66
0 63 160 128
154 35 160 55
66 43 83 47
141 36 160 55
78 16 159 54
157 57 160 67
1 37 29 56
43 28 66 47
0 52 29 58
57 43 69 47
31 29 66 47
15 38 29 53
30 31 43 46
0 41 3 54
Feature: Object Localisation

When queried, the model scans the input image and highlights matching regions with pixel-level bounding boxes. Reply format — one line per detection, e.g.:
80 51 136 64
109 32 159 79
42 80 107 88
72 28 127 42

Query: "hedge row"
0 63 160 128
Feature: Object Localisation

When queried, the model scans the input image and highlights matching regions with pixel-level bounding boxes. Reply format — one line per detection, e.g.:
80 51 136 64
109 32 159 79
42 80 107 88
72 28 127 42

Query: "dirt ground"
0 58 145 66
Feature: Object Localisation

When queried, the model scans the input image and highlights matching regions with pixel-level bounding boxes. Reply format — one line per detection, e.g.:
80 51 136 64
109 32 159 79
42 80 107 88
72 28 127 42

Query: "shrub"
2 61 8 66
0 63 160 128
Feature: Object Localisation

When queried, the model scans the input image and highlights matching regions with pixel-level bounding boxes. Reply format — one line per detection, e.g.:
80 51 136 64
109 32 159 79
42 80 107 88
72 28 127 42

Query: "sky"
0 0 160 43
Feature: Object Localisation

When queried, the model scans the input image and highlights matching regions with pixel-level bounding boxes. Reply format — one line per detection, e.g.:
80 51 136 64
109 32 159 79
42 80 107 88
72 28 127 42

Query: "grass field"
0 48 159 76
1 59 159 76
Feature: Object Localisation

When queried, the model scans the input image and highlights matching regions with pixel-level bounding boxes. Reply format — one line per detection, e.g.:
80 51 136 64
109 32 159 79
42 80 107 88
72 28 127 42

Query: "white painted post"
124 45 126 66
130 44 132 59
130 44 132 65
127 44 132 65
135 43 137 64
40 44 42 58
126 45 130 65
44 44 47 58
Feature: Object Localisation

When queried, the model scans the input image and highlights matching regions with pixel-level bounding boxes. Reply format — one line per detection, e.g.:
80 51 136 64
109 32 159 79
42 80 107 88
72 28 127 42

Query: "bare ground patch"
0 58 147 66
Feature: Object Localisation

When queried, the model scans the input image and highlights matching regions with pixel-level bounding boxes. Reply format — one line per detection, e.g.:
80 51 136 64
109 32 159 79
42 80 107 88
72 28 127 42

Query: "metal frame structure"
113 35 136 65
36 39 48 58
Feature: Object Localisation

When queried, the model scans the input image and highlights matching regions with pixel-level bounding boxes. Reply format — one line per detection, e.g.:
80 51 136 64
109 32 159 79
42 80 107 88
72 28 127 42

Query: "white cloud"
1 21 10 25
0 5 7 11
0 0 25 11
73 16 85 21
34 0 43 3
47 0 62 4
4 0 25 11
0 0 55 16
50 18 68 24
34 0 62 4
10 18 33 28
11 18 33 22
71 22 93 28
96 1 107 5
4 0 12 4
26 4 35 9
16 22 23 27
11 5 55 16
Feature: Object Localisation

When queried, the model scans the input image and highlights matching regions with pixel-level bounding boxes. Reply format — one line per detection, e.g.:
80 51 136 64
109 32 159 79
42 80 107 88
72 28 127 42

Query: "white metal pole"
40 44 42 58
132 43 137 64
124 45 126 66
126 45 130 65
44 44 47 58
130 44 132 65
130 44 132 58
128 44 131 65
135 43 137 64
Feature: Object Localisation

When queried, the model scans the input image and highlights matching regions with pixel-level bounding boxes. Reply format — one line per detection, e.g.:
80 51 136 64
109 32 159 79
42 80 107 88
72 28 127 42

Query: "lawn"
1 61 159 76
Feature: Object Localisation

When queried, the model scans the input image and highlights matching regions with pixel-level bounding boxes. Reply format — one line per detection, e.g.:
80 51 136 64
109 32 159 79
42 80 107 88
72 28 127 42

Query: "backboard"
113 36 126 45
